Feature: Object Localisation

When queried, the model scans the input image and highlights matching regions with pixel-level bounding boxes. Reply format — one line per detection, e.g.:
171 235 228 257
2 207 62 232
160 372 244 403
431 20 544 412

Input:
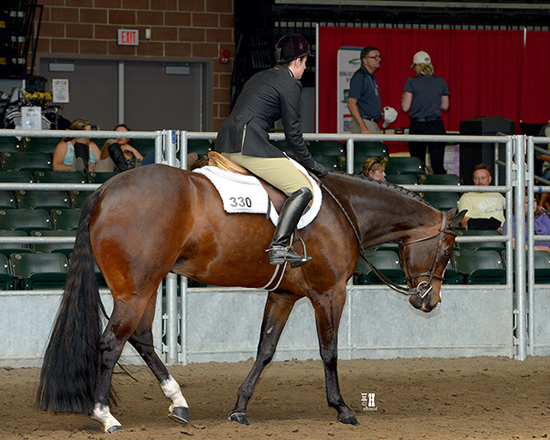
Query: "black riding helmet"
275 33 313 64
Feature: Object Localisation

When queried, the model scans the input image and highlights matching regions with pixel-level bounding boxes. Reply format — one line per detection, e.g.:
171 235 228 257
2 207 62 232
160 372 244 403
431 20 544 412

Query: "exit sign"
118 29 139 46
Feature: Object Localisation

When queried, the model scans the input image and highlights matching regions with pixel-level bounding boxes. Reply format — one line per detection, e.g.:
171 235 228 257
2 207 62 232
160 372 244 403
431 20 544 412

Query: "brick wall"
35 0 235 130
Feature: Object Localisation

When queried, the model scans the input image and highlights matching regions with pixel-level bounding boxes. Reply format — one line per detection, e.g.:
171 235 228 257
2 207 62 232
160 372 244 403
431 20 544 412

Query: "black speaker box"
459 116 515 185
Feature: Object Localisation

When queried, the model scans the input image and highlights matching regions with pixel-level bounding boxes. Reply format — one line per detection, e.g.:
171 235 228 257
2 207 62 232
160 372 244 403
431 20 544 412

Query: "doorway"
37 56 212 132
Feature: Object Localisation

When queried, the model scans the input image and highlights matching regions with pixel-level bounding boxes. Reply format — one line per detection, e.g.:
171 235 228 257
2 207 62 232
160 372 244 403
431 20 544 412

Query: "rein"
319 180 455 298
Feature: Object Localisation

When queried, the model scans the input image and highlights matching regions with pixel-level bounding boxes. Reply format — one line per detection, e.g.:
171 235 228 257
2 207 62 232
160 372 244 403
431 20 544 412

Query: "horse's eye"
442 249 451 260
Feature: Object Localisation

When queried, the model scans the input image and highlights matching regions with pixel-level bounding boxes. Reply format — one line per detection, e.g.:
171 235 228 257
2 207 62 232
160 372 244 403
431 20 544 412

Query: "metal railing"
0 128 542 362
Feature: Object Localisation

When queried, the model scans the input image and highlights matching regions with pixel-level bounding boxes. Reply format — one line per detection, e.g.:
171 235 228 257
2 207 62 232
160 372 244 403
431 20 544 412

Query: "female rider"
215 33 328 267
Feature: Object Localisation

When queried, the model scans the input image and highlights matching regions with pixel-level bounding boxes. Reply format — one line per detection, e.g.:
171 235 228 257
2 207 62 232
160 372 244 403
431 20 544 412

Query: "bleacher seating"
0 209 51 233
311 154 340 171
385 157 423 176
34 170 86 184
30 230 76 256
501 250 550 284
87 171 118 183
386 174 418 185
0 152 52 173
0 137 21 152
453 249 506 284
0 230 31 256
354 141 388 158
456 230 505 252
51 208 81 230
0 171 33 182
305 140 344 157
0 191 16 209
69 190 93 209
9 252 68 289
23 136 60 154
418 173 462 185
420 191 461 212
353 250 405 285
15 190 71 211
0 254 14 289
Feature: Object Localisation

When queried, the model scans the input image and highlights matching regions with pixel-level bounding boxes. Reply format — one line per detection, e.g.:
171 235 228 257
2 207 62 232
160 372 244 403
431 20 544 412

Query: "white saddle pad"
194 158 322 229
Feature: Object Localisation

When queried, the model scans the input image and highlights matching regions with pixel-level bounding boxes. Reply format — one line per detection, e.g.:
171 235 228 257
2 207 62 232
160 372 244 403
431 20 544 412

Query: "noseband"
397 215 457 298
319 180 455 299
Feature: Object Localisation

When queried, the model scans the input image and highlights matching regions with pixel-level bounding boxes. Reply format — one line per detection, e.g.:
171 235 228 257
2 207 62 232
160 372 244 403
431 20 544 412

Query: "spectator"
401 51 449 174
502 193 550 253
362 157 387 181
535 124 550 180
96 124 143 172
52 118 101 172
347 46 382 135
458 164 506 231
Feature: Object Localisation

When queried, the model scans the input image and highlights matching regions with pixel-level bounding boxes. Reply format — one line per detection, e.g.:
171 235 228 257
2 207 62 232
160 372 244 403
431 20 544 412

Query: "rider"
214 33 329 267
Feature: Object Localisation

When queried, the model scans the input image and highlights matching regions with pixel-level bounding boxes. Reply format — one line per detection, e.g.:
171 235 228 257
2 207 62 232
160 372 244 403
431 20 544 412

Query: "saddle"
200 151 321 231
207 151 287 210
207 151 251 175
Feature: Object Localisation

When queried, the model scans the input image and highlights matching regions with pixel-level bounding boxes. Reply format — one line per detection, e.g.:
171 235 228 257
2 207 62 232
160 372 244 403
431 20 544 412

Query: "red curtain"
317 27 546 146
521 31 550 125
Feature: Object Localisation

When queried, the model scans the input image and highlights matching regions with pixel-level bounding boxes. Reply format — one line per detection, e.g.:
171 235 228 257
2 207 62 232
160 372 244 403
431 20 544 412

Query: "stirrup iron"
290 236 311 268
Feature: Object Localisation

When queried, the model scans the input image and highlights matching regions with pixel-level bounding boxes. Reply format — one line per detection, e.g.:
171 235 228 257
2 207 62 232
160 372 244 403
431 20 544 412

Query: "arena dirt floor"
3 355 550 440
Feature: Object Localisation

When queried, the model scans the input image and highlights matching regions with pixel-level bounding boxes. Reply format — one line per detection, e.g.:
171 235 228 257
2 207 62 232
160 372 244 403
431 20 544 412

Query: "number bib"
195 166 270 214
195 161 322 230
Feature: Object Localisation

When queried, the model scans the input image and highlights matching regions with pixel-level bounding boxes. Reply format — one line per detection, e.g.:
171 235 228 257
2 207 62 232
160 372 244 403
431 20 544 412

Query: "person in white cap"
401 51 449 174
347 46 383 135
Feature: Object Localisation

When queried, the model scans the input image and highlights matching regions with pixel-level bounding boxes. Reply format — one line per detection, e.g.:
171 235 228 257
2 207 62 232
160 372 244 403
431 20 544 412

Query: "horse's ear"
447 209 468 229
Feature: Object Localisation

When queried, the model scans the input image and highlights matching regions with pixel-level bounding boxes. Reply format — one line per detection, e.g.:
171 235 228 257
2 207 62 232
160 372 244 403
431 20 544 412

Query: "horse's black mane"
330 170 431 206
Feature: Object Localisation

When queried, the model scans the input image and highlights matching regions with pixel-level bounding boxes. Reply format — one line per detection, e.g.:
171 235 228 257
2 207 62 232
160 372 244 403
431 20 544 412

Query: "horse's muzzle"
409 290 441 313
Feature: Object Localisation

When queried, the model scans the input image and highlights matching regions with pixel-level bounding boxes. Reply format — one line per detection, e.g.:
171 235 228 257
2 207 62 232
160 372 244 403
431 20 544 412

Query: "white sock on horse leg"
161 375 188 410
91 403 122 432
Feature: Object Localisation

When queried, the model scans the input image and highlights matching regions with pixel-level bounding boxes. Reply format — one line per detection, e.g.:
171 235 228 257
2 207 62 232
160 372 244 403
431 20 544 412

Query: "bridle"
397 214 457 298
320 180 457 299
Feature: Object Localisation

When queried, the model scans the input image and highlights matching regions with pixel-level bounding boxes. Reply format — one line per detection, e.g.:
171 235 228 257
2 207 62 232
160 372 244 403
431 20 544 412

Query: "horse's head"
400 208 467 313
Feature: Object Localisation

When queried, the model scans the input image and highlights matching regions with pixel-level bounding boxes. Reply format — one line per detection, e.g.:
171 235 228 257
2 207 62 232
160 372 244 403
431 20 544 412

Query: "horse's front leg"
229 291 299 425
128 293 189 425
312 288 359 426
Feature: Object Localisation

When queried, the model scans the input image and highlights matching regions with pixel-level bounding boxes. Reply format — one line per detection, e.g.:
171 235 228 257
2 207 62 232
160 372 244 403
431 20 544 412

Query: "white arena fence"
0 128 546 367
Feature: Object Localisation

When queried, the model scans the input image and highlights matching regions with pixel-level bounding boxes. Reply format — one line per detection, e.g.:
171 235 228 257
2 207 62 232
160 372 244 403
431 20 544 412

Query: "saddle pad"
194 158 322 229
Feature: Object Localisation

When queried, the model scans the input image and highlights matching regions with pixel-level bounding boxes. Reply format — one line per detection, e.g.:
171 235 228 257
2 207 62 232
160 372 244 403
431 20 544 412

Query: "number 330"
230 196 252 208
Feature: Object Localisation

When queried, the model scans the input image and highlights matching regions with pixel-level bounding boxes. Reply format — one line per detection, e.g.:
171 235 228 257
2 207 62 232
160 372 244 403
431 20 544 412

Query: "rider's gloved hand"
309 161 329 178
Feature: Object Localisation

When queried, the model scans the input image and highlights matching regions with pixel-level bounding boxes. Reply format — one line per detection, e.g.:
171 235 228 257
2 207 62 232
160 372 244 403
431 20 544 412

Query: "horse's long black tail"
36 190 104 414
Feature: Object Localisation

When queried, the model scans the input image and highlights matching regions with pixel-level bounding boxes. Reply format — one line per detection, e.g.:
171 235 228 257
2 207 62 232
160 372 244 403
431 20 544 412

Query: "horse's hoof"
106 425 122 434
228 412 249 425
339 415 360 426
168 406 189 425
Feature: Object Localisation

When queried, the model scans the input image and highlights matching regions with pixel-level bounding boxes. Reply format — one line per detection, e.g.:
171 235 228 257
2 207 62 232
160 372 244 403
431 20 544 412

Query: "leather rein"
319 180 457 299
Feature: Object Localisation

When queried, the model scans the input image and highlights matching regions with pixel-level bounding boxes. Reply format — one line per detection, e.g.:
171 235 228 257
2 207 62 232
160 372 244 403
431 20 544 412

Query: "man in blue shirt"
347 46 382 134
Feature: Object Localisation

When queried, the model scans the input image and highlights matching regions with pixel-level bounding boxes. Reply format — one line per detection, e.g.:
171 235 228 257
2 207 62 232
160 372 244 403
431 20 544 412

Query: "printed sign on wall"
336 47 362 134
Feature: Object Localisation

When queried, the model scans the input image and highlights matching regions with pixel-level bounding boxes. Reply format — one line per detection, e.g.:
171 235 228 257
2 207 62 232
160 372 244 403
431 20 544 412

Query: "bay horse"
36 164 465 433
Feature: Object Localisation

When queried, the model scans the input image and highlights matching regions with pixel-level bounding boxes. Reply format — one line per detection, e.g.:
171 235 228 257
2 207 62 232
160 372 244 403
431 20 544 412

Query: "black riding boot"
268 187 313 267
73 138 89 174
107 140 133 172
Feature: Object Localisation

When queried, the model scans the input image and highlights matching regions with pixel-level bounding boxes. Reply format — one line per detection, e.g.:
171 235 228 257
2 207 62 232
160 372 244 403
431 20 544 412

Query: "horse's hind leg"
90 297 153 433
229 291 299 425
127 292 189 425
